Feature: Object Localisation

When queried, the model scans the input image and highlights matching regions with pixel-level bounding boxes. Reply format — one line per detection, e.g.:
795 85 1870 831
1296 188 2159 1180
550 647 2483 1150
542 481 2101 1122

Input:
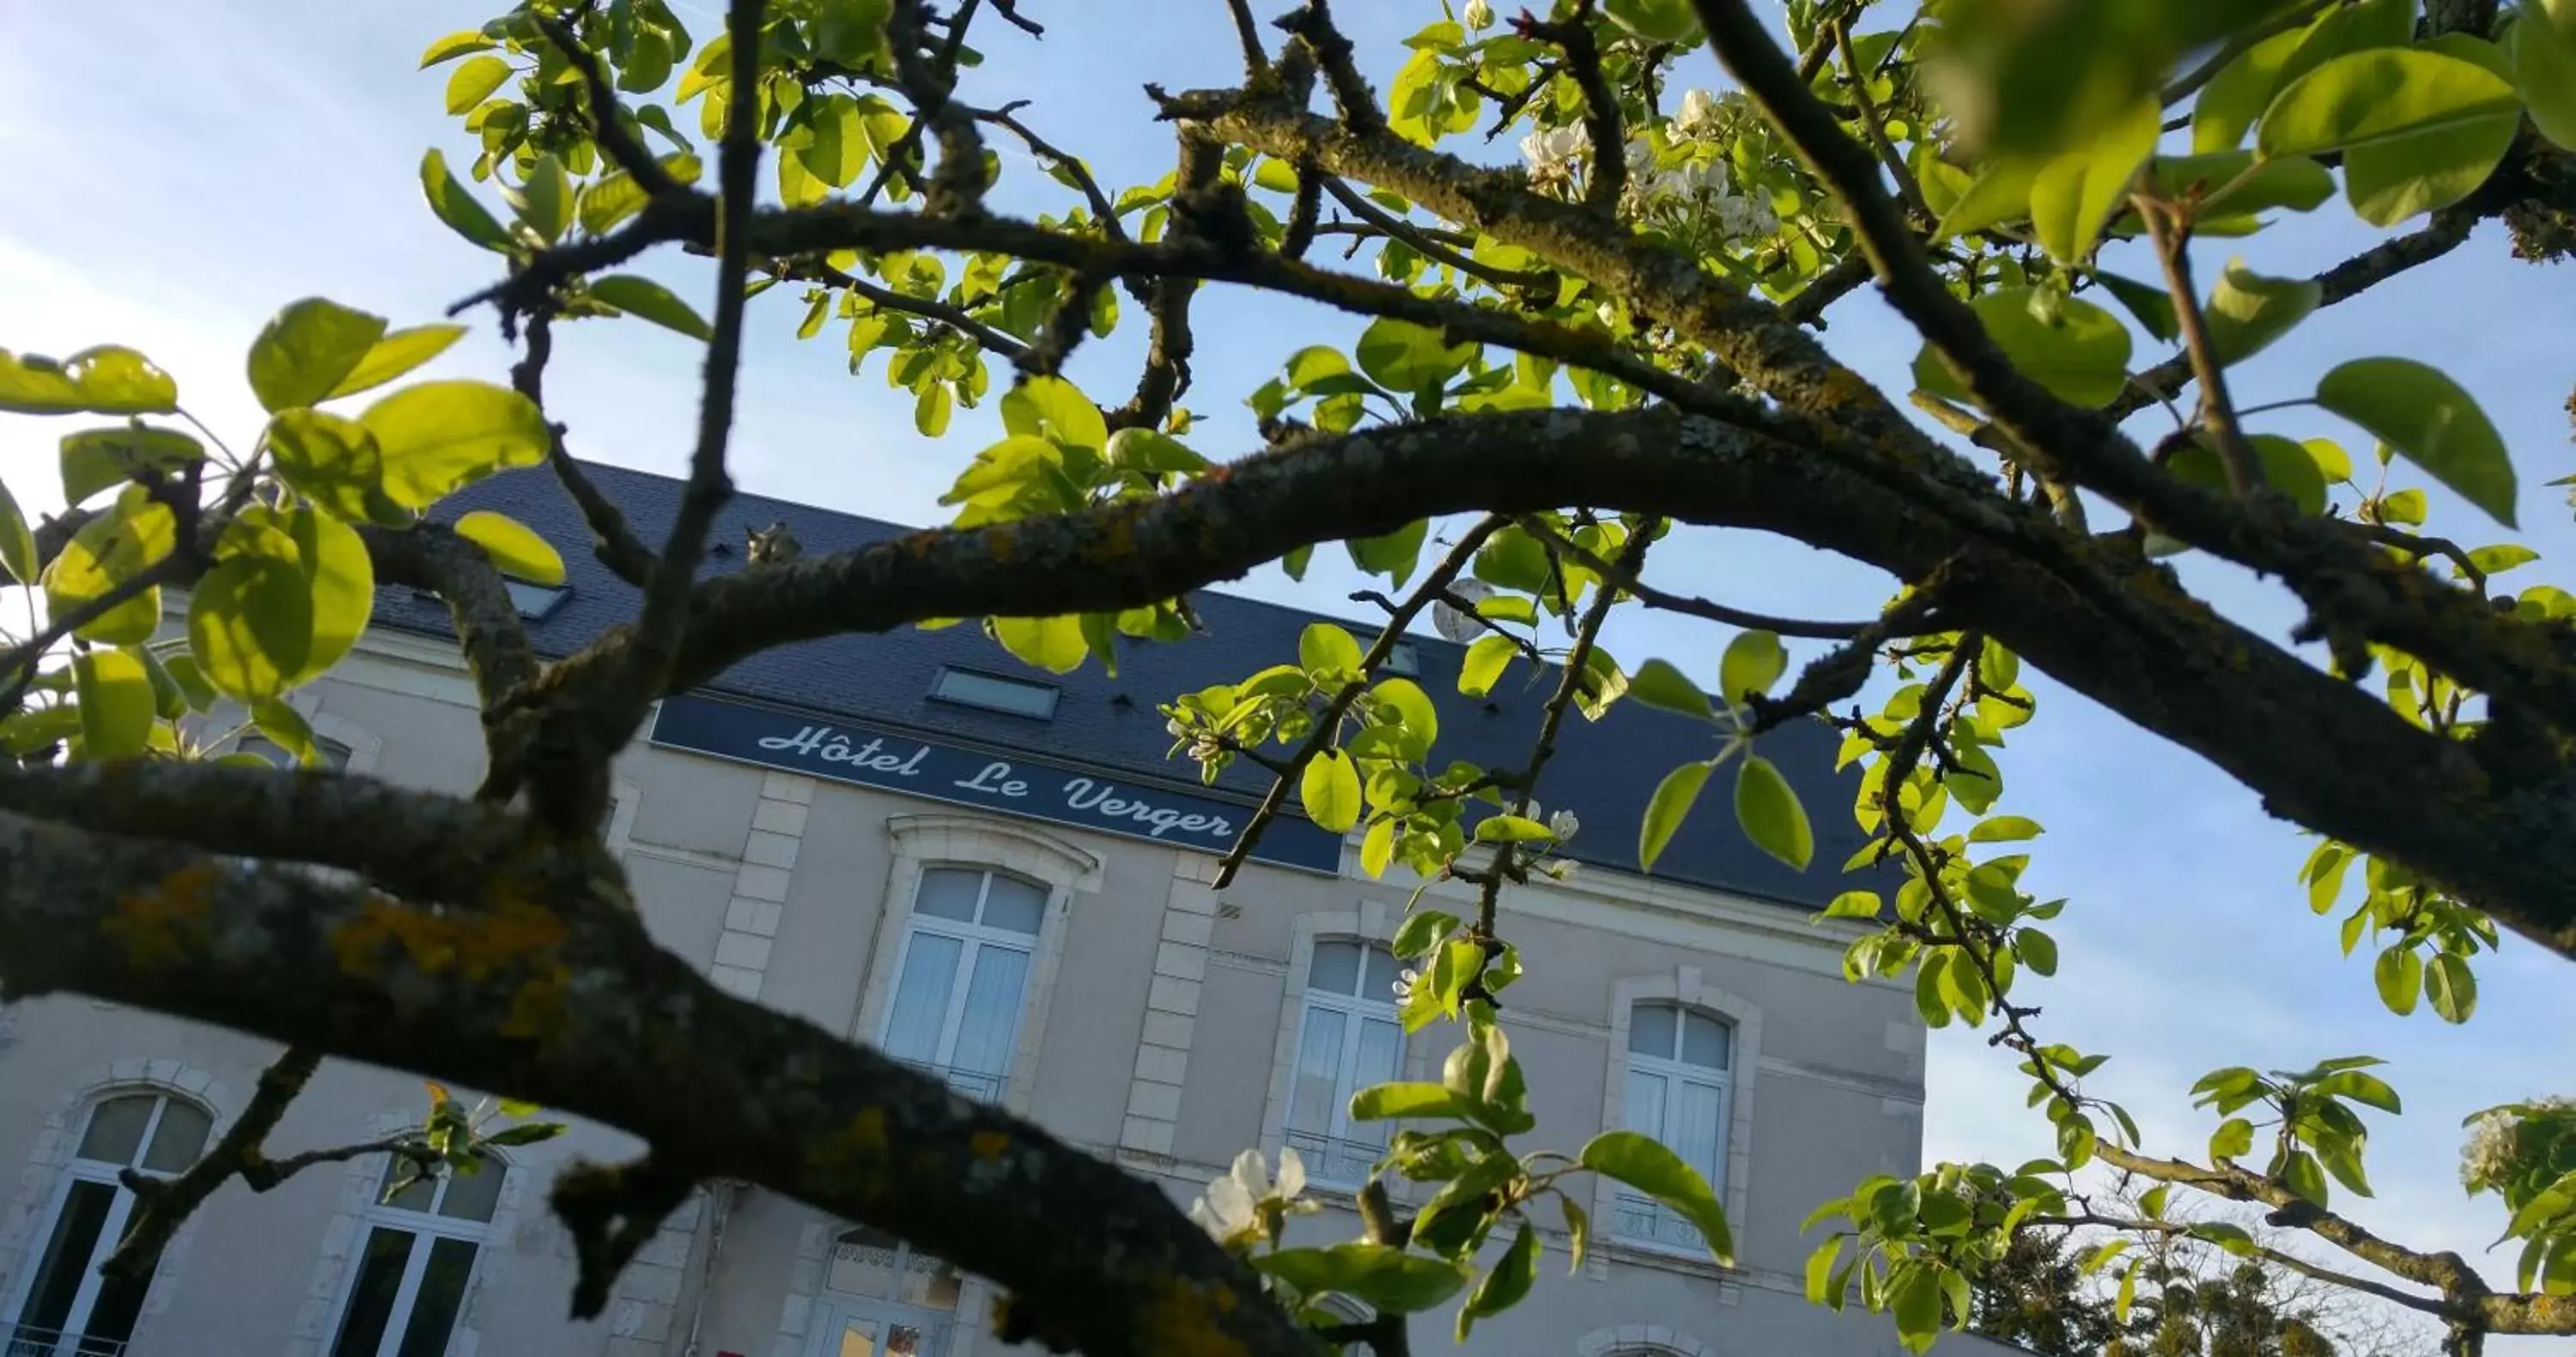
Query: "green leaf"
360 380 550 508
1578 1130 1733 1263
2192 1220 2259 1256
1630 658 1714 720
43 490 177 645
1719 630 1787 704
161 654 217 713
2016 928 2060 977
2029 96 2160 263
1821 890 1883 920
1299 622 1362 676
1349 1081 1473 1121
507 154 575 244
1971 816 2044 843
1254 1244 1469 1314
990 615 1084 674
1000 374 1107 453
71 648 154 758
2203 259 2320 366
1735 755 1813 869
1104 427 1206 474
454 511 567 585
914 382 953 438
18 347 179 417
588 275 714 340
267 410 404 526
252 696 318 765
420 149 513 252
190 553 313 702
446 54 513 114
1390 910 1458 959
420 30 498 66
1303 749 1363 833
2257 50 2520 226
2374 944 2422 1015
58 426 204 506
797 94 872 189
1935 158 2041 240
1354 317 1473 392
2427 952 2477 1022
2513 3 2576 151
1639 758 1713 872
2096 271 2180 343
2275 0 2418 93
1456 1220 1540 1340
1475 814 1553 843
1893 1266 1941 1354
2210 1117 2256 1159
2193 24 2312 152
329 325 467 400
1912 289 2133 409
1349 520 1431 586
2280 1147 2330 1206
0 478 34 585
1473 528 1551 591
1370 677 1439 758
248 298 390 412
1459 633 1516 697
1806 1236 1846 1305
1603 0 1701 43
2315 358 2515 526
2314 1069 2403 1113
2150 150 2338 218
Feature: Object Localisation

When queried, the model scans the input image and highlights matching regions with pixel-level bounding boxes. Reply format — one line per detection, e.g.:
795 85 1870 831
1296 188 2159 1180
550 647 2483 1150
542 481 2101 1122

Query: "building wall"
0 632 1926 1357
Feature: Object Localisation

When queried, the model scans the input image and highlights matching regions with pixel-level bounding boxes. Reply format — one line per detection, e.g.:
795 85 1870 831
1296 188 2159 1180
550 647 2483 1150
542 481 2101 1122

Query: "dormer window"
503 581 568 619
930 666 1058 720
1382 641 1420 676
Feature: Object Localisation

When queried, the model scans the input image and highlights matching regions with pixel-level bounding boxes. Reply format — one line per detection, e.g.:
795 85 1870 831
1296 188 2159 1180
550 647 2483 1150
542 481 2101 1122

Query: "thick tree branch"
0 813 1318 1357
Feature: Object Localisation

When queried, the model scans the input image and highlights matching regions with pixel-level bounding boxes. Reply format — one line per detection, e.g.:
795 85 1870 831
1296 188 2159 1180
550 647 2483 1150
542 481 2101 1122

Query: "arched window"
5 1090 213 1354
1285 940 1405 1188
321 1155 503 1357
878 867 1048 1104
1616 1002 1733 1249
812 1226 960 1356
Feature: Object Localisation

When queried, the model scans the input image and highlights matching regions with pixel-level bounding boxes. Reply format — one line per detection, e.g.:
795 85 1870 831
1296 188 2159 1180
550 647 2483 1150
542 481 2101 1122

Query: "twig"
1832 17 1932 223
2346 521 2488 595
1523 3 1628 212
532 12 679 198
1777 252 1873 327
1320 179 1557 292
1524 518 1875 638
2032 1212 2448 1317
104 1047 324 1277
1224 0 1267 76
2159 0 2336 107
2139 196 2259 497
975 101 1129 241
517 310 657 587
1275 1 1382 133
778 255 1031 361
1210 517 1508 889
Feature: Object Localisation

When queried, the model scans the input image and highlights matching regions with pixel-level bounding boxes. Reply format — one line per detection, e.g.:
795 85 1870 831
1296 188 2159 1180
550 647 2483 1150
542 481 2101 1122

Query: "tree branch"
103 1046 324 1278
515 309 659 588
1525 518 1878 638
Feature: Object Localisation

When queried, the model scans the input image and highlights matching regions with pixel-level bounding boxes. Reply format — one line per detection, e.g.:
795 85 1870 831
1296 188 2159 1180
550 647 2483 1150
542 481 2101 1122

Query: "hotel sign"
649 693 1344 873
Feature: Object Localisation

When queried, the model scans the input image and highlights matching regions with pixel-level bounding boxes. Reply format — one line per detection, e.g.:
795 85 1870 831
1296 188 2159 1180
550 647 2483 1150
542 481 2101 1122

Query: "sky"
4 0 2573 1345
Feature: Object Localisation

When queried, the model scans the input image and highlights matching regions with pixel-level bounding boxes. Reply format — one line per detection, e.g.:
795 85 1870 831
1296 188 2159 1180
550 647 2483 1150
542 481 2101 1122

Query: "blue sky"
7 0 2573 1341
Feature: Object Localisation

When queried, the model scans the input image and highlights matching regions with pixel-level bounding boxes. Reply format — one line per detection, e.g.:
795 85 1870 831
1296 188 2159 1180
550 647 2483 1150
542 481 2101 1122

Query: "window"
1616 1003 1731 1250
323 1155 503 1357
6 1091 213 1357
1285 940 1405 1187
237 735 352 771
814 1226 958 1357
928 667 1058 720
1380 641 1419 676
504 581 567 618
878 869 1047 1103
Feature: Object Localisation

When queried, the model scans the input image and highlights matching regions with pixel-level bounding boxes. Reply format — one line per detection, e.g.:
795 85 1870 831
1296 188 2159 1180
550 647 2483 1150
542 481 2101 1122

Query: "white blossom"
1549 809 1581 841
1463 0 1494 31
1674 88 1722 140
1393 966 1419 1002
1624 134 1658 182
1188 1147 1312 1245
2462 1098 2573 1195
1519 126 1584 188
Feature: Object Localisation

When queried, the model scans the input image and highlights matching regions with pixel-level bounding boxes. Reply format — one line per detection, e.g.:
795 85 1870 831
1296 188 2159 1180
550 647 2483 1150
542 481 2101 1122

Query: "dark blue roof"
380 462 1881 910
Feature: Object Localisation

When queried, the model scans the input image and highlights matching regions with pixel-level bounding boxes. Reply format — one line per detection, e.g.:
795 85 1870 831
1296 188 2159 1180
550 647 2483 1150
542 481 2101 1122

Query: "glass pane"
437 1159 505 1222
1674 1080 1727 1186
948 945 1031 1077
913 870 982 922
83 1238 157 1346
1627 1004 1678 1060
932 667 1058 718
1285 1006 1346 1134
880 934 964 1064
1308 941 1360 995
76 1097 155 1166
392 1238 477 1357
19 1179 116 1332
833 1319 879 1357
140 1100 213 1173
378 1159 437 1214
978 875 1046 935
1349 1019 1402 1144
1682 1012 1731 1071
1625 1069 1668 1144
885 1324 927 1356
828 1229 899 1299
1362 948 1401 1004
328 1227 418 1357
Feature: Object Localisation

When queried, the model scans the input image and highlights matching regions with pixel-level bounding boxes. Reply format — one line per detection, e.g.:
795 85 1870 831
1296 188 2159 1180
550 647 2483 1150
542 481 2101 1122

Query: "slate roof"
375 461 1880 911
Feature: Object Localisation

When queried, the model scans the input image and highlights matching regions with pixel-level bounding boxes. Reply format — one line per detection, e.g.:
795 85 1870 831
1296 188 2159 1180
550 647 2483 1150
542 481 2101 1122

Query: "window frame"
1259 911 1412 1193
1282 940 1405 1188
1593 971 1763 1270
874 867 1048 1103
1613 1003 1734 1251
315 1155 506 1357
3 1089 216 1355
927 666 1060 720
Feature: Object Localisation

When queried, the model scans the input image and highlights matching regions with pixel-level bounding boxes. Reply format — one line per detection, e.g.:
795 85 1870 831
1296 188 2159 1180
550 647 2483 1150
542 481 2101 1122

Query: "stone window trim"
1255 903 1419 1196
1574 1324 1720 1357
604 774 641 861
285 1107 532 1357
306 711 385 776
849 814 1102 1117
0 1060 240 1349
1592 970 1763 1275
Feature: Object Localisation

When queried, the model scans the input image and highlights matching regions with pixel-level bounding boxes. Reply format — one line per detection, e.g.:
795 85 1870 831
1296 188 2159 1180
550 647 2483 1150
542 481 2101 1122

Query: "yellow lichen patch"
807 1106 894 1197
969 1129 1011 1162
1138 1277 1248 1357
103 863 218 970
983 526 1017 562
326 896 572 1037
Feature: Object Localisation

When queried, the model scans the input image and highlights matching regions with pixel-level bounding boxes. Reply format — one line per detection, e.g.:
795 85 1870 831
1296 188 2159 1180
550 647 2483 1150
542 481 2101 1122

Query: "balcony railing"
1285 1128 1385 1188
3 1326 128 1357
1612 1193 1714 1253
899 1061 1005 1104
